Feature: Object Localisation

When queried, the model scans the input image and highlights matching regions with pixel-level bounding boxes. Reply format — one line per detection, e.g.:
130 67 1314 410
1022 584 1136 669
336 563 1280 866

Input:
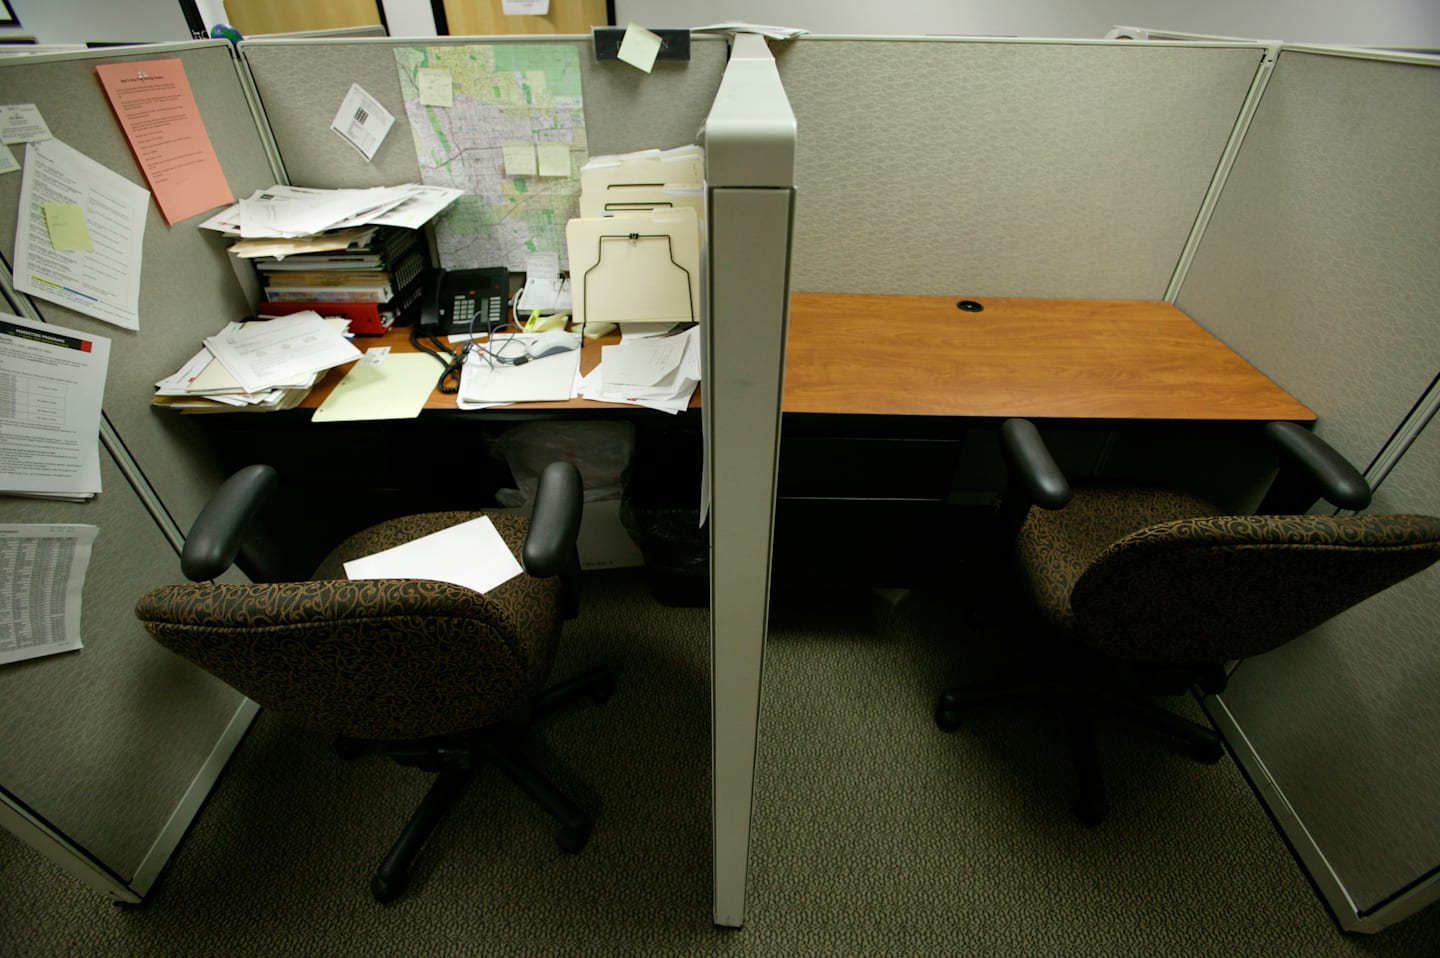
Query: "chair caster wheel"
934 704 964 732
556 823 591 854
370 873 405 903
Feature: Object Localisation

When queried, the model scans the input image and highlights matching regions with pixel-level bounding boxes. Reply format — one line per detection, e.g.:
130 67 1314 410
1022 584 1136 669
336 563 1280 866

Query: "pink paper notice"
96 58 233 225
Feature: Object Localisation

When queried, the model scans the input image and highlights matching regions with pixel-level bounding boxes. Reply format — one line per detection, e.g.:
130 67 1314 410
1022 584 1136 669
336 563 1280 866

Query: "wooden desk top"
297 296 1311 423
301 327 701 413
783 294 1315 422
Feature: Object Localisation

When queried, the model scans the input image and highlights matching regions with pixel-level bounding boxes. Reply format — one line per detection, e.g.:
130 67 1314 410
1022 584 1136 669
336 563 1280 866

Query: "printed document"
203 313 361 395
12 138 149 330
95 58 233 225
0 524 98 666
0 313 110 499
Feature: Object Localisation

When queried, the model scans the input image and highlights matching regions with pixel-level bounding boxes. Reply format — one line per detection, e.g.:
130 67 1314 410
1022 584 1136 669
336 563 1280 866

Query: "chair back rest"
1069 513 1440 662
136 578 557 740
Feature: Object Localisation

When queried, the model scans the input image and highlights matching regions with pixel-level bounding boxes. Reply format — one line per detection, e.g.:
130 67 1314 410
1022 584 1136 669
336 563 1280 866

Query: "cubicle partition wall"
774 37 1267 300
1174 46 1440 933
699 32 797 928
239 35 728 197
0 34 732 904
0 40 276 902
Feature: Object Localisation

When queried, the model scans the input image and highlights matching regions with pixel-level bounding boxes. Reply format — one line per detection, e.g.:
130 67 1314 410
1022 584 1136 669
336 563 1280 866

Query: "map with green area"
394 45 588 271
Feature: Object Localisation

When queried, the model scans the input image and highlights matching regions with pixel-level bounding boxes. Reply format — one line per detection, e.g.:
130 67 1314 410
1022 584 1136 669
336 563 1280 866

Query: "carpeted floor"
3 568 1439 956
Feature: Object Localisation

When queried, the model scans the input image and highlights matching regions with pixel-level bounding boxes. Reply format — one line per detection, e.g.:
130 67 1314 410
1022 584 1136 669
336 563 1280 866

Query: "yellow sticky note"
502 141 537 176
42 202 93 251
417 68 453 108
618 23 663 74
536 143 571 177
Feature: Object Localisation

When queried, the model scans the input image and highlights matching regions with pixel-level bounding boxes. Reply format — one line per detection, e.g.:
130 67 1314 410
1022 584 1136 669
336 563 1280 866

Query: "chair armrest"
1261 422 1372 513
522 461 583 577
1000 419 1073 510
181 465 279 582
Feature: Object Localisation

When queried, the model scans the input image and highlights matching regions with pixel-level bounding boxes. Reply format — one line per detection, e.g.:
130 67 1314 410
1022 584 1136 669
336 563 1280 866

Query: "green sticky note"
43 202 93 251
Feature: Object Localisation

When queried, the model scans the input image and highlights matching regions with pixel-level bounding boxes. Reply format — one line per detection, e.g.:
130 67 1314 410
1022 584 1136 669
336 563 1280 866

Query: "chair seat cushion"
1015 484 1220 635
312 511 561 683
138 511 564 740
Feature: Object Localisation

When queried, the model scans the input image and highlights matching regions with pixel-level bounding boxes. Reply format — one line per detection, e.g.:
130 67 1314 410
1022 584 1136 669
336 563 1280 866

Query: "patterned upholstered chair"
935 419 1440 824
135 461 613 902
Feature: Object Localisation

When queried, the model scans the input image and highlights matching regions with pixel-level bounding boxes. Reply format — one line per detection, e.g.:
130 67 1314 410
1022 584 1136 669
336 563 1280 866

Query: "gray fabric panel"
1176 51 1440 473
774 39 1263 298
1218 415 1440 914
0 447 245 882
0 43 281 530
239 36 728 190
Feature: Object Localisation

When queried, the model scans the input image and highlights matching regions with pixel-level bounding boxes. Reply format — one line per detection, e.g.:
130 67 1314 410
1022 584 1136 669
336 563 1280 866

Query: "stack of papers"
153 312 361 412
457 332 584 409
199 183 462 239
578 325 701 414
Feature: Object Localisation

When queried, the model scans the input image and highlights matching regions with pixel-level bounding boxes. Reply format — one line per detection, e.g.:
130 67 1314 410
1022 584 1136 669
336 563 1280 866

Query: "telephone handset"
418 267 508 334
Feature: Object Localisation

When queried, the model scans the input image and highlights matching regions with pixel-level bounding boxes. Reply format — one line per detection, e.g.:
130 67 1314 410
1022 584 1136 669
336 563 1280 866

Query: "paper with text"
0 314 110 498
331 84 395 162
0 524 98 666
95 59 233 225
12 138 149 330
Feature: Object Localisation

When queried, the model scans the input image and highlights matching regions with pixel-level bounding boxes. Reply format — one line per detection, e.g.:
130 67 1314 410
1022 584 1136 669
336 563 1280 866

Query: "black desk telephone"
419 267 508 334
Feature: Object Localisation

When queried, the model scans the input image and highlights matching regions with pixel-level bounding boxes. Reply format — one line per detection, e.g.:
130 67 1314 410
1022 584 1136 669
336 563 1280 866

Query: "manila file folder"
566 208 700 329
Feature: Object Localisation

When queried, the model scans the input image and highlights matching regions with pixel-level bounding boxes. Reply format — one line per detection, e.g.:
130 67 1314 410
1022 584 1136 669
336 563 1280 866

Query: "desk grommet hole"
957 300 984 312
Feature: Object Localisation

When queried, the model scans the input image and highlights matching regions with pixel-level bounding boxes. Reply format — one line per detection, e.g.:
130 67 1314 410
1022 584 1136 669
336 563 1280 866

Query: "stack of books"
246 226 429 335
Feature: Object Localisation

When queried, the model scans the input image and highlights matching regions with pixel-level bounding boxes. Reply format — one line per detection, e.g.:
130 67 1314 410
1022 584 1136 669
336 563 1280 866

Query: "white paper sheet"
343 516 522 595
203 314 361 395
0 524 97 666
12 138 150 330
0 313 110 498
331 84 395 162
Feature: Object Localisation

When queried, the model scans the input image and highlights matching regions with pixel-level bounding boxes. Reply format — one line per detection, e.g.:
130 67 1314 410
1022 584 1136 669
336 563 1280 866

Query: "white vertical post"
702 33 796 929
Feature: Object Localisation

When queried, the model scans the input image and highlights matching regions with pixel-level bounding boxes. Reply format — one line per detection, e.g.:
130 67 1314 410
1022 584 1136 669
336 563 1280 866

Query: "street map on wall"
394 45 588 272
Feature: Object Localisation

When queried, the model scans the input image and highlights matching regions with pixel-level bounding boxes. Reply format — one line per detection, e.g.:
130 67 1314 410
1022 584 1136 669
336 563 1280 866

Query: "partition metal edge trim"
1365 376 1440 491
0 37 235 69
232 47 289 185
0 792 141 904
1204 693 1364 929
129 699 260 894
781 35 1271 50
1208 693 1440 932
1164 43 1280 302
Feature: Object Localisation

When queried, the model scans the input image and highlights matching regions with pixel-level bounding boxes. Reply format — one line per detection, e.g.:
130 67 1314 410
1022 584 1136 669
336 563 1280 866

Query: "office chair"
935 419 1440 824
135 461 613 903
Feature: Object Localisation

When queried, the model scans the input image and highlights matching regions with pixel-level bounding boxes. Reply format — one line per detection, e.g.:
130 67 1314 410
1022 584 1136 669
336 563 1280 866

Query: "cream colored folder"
565 208 700 329
578 147 704 192
578 184 705 220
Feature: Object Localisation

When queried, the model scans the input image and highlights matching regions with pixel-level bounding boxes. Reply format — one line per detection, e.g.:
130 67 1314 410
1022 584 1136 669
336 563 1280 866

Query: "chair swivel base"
368 665 615 903
935 680 1225 824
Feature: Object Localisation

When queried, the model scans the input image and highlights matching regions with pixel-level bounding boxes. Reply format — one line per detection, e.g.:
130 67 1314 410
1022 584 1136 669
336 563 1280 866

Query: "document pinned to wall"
0 143 19 176
0 103 54 144
95 59 234 225
12 138 149 330
0 314 110 500
331 84 396 163
0 524 98 666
